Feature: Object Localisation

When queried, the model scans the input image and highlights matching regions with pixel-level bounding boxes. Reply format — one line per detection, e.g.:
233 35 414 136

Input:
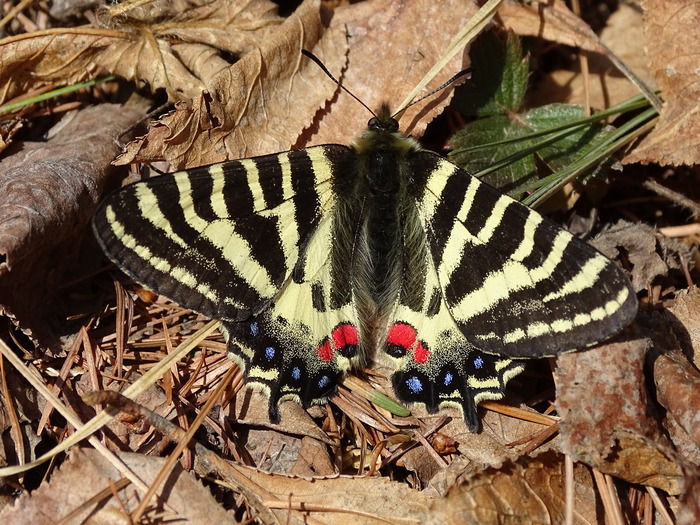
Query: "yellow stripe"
541 254 609 303
510 212 542 261
499 287 631 343
135 184 189 248
475 194 510 243
452 230 574 321
205 164 229 218
107 207 221 305
422 160 456 221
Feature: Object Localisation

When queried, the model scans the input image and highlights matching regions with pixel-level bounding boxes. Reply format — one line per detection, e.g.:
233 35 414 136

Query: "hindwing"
380 150 635 430
223 209 362 420
385 234 525 432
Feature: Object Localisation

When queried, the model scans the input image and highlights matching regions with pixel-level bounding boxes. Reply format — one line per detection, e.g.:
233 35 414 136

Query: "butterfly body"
93 102 636 431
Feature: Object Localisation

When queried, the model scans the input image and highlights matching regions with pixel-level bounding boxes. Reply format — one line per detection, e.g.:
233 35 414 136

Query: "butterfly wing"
223 206 363 421
93 146 349 321
384 242 525 431
93 145 362 420
410 152 637 358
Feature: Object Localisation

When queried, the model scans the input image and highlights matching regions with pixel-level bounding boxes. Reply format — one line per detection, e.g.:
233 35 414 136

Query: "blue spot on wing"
473 356 484 369
291 367 301 380
443 372 453 386
406 376 423 394
250 321 259 337
265 347 276 360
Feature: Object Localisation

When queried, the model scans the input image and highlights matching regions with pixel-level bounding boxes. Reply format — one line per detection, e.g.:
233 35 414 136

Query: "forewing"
411 152 637 358
93 145 352 321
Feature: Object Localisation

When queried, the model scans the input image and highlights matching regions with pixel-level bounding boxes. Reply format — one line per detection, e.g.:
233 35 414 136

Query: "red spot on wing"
387 322 430 363
413 341 430 364
332 323 358 349
387 322 417 349
317 339 333 362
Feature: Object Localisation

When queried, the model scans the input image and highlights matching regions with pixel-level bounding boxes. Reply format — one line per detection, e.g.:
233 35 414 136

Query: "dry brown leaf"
555 334 685 494
498 0 605 53
624 1 700 165
428 451 601 524
232 386 336 447
665 286 700 366
650 287 700 467
653 349 700 452
0 447 236 524
306 0 480 146
118 0 347 168
590 220 670 292
0 0 284 105
0 102 147 345
678 476 700 525
531 3 654 109
215 465 433 524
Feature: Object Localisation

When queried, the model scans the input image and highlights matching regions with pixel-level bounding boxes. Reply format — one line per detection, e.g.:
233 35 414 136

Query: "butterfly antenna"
302 50 377 119
391 67 472 121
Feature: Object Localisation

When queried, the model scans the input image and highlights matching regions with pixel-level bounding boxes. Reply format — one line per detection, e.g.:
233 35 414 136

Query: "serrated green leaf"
448 115 537 190
452 30 529 117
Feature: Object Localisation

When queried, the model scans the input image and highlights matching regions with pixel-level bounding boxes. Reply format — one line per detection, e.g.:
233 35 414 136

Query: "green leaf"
452 30 529 117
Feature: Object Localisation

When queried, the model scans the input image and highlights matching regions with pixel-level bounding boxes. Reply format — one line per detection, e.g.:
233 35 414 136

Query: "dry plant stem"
0 355 25 469
658 223 700 237
647 486 675 525
130 365 238 522
261 501 397 525
114 279 131 380
84 393 299 524
332 391 399 433
0 0 34 28
565 454 574 525
0 338 159 496
365 440 388 476
0 320 219 480
644 490 653 523
518 422 560 455
413 430 449 468
592 469 623 525
570 0 591 116
479 400 557 426
396 0 503 113
643 179 700 219
36 328 84 434
605 473 626 525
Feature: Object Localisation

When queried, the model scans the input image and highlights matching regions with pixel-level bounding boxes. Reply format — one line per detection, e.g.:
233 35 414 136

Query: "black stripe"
254 155 285 209
189 169 216 221
462 182 501 238
442 201 528 303
289 149 320 237
424 168 473 260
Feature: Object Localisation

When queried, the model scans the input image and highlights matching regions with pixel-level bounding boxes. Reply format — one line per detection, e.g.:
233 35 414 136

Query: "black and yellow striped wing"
414 152 636 357
381 151 636 430
94 146 367 420
94 148 340 321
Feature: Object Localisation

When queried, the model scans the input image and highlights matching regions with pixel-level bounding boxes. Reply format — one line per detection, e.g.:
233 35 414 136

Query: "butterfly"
93 56 637 432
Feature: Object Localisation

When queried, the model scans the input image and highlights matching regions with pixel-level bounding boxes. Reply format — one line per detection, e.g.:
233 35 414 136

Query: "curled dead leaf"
623 1 700 165
116 0 348 168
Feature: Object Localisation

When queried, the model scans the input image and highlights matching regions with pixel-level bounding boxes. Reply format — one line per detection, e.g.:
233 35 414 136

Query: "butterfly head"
367 103 399 133
352 102 420 157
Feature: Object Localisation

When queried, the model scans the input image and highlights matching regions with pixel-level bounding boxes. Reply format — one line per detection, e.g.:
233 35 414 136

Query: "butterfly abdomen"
331 108 428 351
